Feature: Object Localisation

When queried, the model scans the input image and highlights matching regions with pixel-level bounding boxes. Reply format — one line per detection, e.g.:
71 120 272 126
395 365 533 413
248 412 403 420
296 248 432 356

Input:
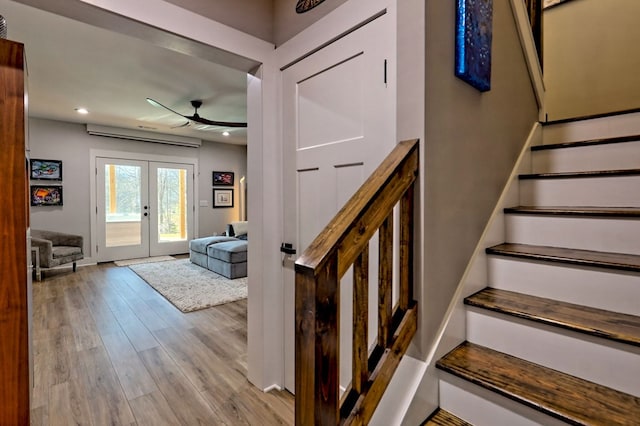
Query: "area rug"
129 259 247 313
114 256 175 267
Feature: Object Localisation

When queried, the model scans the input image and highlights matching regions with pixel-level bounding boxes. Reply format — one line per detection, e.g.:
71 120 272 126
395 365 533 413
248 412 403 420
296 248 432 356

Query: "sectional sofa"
189 221 248 279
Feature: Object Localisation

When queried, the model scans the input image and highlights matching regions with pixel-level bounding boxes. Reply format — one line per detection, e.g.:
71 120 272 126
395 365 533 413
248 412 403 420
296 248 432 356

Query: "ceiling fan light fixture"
75 107 89 114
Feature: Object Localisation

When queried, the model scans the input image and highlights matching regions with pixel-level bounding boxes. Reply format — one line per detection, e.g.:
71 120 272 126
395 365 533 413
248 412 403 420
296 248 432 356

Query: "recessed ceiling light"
75 107 89 114
222 131 230 137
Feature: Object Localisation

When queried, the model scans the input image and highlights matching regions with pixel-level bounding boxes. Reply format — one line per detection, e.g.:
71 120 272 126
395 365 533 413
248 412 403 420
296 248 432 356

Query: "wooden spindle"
378 213 393 348
399 182 415 310
352 245 369 394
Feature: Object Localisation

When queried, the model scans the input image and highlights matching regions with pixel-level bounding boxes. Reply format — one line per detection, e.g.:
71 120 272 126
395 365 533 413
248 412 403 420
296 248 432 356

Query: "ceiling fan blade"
146 97 188 119
171 121 190 129
185 115 247 128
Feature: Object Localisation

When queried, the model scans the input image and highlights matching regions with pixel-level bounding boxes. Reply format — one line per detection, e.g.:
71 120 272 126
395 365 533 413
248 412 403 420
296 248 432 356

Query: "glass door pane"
105 164 142 247
149 162 193 256
156 167 187 243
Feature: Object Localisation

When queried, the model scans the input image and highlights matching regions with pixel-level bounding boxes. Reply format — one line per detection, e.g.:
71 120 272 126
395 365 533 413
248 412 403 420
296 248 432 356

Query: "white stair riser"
520 175 640 207
439 373 567 426
467 309 640 397
541 112 640 145
487 256 640 316
532 142 640 174
505 214 640 255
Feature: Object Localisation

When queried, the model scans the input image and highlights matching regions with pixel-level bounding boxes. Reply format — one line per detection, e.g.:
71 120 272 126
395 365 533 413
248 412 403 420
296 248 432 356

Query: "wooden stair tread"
486 243 640 272
519 169 640 180
466 288 640 347
504 206 640 217
437 342 640 425
422 408 471 425
531 134 640 151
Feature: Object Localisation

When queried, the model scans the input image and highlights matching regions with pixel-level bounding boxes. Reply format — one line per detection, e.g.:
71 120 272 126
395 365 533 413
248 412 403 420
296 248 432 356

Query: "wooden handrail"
295 139 419 425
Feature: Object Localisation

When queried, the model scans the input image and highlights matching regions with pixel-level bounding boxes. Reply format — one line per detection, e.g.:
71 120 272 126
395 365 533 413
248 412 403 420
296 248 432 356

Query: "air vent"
86 124 201 148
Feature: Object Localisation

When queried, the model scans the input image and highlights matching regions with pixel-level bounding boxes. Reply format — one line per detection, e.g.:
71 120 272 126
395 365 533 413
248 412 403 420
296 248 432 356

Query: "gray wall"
544 0 640 120
29 118 247 261
420 0 538 350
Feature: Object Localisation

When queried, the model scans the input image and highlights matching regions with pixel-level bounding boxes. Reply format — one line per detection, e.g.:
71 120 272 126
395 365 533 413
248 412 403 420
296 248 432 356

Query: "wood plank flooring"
30 261 294 425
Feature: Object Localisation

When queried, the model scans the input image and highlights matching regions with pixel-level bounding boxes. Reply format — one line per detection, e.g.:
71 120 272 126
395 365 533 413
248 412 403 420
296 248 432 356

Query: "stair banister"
295 139 419 425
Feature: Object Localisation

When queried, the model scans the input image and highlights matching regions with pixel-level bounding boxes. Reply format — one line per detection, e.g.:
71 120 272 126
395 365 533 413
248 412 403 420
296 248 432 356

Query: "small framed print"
30 159 63 181
212 171 234 186
213 189 234 208
30 185 63 206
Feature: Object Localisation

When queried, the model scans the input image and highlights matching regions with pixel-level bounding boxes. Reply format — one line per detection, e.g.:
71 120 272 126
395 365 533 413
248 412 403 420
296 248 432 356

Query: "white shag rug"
114 256 175 267
129 259 247 313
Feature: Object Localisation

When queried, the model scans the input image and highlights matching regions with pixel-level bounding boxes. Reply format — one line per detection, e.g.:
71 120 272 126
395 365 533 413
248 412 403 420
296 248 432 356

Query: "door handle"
280 243 296 255
281 243 296 269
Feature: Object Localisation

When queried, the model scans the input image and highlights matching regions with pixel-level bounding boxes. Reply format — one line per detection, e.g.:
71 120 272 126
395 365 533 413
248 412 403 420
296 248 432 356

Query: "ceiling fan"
146 98 247 128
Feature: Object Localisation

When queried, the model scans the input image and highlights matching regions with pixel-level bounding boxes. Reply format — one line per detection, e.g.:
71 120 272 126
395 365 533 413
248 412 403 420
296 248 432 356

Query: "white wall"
29 118 247 262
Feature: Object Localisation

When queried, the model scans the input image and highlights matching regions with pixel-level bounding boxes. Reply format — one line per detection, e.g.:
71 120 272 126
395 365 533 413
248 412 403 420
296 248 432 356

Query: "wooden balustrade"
295 139 419 425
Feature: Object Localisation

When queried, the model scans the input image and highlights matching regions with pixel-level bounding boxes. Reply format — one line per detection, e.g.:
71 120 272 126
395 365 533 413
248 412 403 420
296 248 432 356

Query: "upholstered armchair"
31 229 84 280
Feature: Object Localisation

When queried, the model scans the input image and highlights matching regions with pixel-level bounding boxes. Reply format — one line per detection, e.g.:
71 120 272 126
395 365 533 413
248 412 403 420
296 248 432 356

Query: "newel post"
295 252 340 425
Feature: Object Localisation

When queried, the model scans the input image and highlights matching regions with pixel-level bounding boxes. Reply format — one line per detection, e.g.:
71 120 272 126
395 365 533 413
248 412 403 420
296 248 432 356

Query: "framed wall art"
30 185 63 206
213 188 234 208
30 159 63 181
212 171 234 186
455 0 493 92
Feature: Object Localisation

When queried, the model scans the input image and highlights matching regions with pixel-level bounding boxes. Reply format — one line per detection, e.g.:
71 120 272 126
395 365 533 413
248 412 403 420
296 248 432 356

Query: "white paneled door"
281 13 396 392
96 157 194 262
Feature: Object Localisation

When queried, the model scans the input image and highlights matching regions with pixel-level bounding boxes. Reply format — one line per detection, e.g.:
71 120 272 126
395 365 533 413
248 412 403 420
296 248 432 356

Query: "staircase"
428 120 640 425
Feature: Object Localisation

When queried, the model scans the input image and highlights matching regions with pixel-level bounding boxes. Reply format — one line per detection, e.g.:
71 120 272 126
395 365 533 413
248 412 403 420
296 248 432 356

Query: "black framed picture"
212 171 234 186
213 188 234 208
30 159 63 181
30 185 63 206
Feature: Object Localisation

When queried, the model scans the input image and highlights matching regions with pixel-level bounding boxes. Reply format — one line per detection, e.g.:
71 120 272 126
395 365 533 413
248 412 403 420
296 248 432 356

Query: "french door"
96 157 194 262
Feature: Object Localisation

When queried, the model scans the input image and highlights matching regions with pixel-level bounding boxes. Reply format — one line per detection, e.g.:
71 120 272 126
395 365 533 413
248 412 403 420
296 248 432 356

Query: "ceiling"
0 0 249 145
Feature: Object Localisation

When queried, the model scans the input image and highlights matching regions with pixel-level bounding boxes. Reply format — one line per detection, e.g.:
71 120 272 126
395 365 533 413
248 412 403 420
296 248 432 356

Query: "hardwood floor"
30 262 294 425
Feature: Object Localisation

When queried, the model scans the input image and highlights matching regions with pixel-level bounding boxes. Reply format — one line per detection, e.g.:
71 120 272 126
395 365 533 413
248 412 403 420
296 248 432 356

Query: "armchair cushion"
31 229 84 269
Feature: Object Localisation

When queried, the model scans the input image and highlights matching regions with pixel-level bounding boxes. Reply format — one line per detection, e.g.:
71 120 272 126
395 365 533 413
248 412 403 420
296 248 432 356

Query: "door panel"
149 162 194 256
297 53 364 149
282 14 395 392
97 158 149 262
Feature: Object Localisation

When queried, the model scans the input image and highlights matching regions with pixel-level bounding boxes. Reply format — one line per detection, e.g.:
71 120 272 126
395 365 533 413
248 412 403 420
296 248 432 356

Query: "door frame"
89 148 198 262
280 11 396 392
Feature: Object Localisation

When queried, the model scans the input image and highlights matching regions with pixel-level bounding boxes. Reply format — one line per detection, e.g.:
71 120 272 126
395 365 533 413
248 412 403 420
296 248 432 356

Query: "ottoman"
189 236 237 269
207 240 248 279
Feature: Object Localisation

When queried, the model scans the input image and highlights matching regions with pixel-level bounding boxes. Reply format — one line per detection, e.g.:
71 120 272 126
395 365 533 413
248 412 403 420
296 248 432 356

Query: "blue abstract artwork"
455 0 493 92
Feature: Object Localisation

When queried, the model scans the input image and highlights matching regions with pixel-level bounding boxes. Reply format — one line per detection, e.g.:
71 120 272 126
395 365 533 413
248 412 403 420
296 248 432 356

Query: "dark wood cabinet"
0 38 30 425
